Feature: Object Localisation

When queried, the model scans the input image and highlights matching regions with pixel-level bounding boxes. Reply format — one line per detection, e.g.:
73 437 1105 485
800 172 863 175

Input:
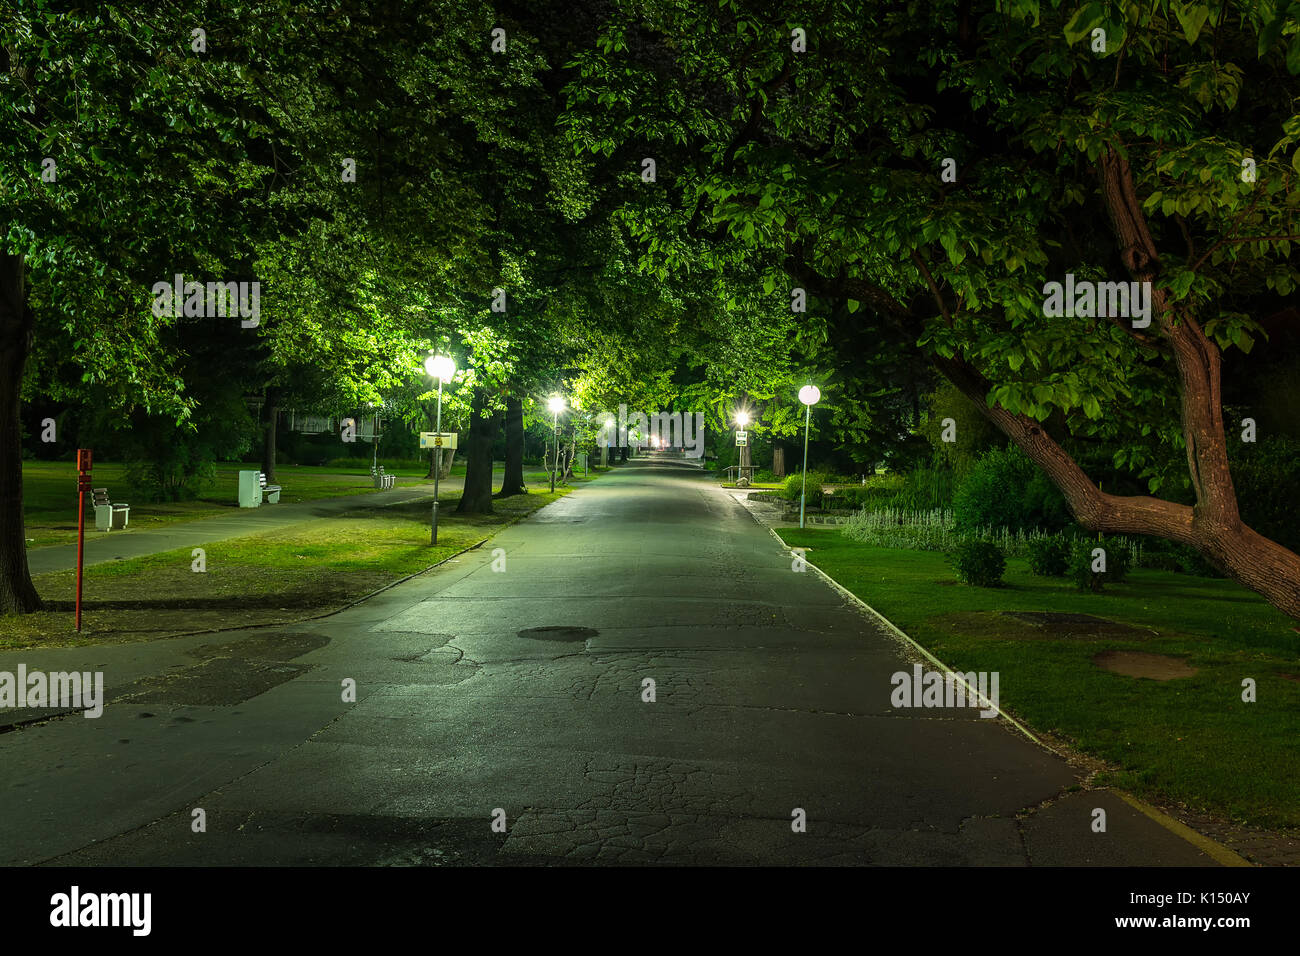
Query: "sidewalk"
25 478 467 576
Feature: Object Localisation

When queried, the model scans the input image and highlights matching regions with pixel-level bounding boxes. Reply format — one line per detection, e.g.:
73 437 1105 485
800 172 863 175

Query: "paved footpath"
25 476 475 575
0 460 1221 865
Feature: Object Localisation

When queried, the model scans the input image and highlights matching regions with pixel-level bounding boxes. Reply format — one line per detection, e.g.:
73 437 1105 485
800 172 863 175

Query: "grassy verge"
5 478 592 650
20 460 549 548
777 527 1300 829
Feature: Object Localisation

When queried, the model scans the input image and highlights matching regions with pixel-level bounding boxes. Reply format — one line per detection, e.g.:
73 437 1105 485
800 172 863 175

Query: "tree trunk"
772 443 785 478
261 392 279 481
562 420 576 480
455 385 500 515
495 395 527 497
0 254 43 613
438 448 454 479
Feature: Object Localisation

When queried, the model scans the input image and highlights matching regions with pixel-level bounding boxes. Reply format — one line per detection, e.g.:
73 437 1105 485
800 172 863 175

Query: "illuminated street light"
426 354 456 544
798 385 821 529
734 409 752 484
548 395 565 492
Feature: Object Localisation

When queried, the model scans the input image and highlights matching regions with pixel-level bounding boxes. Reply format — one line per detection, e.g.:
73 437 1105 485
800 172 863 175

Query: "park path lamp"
548 395 565 492
798 385 821 529
425 354 456 545
734 409 751 484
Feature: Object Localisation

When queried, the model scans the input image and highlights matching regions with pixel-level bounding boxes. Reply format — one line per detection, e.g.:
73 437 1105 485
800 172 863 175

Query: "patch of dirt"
1005 611 1153 637
932 610 1154 641
1092 650 1198 681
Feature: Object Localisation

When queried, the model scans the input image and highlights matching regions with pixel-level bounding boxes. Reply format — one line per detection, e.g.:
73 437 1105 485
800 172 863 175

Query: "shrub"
952 445 1071 533
1139 549 1184 573
782 469 830 505
894 463 956 511
1027 537 1070 576
842 507 959 551
949 538 1007 587
1070 536 1132 592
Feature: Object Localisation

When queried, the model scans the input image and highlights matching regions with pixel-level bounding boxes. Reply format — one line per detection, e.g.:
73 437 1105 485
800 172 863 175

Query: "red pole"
75 482 85 632
75 448 91 632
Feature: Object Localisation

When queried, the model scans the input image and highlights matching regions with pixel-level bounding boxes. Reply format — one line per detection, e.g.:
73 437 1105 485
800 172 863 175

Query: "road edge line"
1113 791 1254 867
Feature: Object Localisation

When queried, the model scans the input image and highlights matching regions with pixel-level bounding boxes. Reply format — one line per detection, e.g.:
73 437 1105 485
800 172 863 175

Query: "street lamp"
425 354 456 544
798 384 821 529
548 395 565 492
734 409 751 484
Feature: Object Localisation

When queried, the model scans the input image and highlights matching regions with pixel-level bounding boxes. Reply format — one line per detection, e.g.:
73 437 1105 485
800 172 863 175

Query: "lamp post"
370 404 380 475
425 354 456 544
798 384 821 529
548 395 565 492
734 409 751 483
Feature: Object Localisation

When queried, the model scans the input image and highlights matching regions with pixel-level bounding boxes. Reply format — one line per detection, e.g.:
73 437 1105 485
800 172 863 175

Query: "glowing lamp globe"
425 355 456 381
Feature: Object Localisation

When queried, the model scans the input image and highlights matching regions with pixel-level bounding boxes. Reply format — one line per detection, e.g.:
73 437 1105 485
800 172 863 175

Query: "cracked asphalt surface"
0 459 1219 865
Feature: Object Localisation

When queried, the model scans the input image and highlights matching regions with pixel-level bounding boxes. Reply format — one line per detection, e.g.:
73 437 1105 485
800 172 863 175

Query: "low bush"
1027 537 1070 577
949 538 1007 587
1070 536 1133 592
782 470 831 505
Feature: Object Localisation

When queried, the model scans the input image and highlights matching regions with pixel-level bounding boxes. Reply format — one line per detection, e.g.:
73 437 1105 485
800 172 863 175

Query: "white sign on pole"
735 430 748 446
420 432 459 449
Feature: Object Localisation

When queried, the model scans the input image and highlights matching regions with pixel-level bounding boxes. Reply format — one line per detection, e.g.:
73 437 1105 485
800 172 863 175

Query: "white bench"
91 488 130 531
372 465 395 490
238 470 282 507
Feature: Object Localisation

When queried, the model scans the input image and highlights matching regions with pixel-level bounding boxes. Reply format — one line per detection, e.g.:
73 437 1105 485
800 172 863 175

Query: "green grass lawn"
20 459 551 549
6 478 593 649
777 528 1300 829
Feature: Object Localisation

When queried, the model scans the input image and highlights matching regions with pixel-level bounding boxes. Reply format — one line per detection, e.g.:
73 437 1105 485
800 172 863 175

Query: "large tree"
564 0 1300 618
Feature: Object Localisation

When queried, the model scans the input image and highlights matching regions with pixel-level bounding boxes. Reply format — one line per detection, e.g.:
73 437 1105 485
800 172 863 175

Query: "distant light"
548 395 566 415
798 385 821 406
425 355 456 381
735 410 751 427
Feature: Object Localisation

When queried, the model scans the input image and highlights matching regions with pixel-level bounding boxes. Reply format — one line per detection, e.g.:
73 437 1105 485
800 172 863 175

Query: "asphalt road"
0 459 1218 865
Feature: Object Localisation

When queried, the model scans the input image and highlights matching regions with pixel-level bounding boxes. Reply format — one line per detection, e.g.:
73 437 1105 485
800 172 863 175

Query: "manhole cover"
517 626 598 642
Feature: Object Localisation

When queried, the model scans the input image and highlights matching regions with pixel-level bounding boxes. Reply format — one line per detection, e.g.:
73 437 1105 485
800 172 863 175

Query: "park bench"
238 469 282 507
91 488 130 531
372 465 395 490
